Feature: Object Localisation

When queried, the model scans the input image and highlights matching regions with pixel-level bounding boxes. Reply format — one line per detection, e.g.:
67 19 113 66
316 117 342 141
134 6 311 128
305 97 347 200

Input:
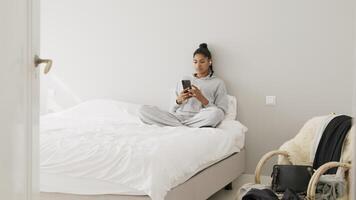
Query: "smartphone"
182 80 192 92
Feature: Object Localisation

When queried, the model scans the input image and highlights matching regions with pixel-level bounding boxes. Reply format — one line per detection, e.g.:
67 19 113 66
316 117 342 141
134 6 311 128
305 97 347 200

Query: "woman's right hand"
176 89 191 104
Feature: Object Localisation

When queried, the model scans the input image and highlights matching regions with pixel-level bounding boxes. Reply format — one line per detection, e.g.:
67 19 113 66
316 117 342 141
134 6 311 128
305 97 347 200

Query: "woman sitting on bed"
139 43 228 128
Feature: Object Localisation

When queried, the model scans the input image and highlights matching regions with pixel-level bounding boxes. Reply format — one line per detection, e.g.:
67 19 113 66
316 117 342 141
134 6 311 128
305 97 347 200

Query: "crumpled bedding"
40 99 247 200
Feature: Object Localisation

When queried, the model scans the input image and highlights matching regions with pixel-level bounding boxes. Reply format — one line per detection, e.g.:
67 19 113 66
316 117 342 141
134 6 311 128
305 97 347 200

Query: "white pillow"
225 95 237 120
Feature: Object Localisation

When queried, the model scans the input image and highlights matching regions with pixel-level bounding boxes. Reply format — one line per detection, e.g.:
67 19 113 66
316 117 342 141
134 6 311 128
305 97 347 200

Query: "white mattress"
40 99 247 200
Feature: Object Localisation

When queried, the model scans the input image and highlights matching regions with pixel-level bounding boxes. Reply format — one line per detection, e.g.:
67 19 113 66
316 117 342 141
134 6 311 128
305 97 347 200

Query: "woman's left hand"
189 85 209 106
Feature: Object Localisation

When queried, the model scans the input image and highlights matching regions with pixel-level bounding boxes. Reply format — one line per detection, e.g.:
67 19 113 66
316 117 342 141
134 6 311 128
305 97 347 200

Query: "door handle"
34 55 52 74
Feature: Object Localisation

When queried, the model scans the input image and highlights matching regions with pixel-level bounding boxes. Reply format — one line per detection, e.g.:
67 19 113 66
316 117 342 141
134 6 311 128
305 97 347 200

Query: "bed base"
40 149 245 200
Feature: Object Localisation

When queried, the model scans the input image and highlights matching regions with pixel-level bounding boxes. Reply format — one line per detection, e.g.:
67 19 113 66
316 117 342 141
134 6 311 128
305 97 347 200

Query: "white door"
0 0 44 199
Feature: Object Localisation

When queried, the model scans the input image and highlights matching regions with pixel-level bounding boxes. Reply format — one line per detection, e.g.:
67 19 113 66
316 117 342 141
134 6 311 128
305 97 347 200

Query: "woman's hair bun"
199 43 208 49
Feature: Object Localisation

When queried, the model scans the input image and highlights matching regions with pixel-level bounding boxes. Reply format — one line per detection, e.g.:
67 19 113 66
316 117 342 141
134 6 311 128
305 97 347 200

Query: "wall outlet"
266 96 276 106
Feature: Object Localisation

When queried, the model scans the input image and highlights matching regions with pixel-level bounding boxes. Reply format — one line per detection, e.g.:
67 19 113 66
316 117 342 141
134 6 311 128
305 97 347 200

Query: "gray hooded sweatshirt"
170 73 228 117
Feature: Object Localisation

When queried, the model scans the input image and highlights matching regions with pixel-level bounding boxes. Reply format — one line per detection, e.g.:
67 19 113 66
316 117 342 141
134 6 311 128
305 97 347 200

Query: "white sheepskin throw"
278 115 353 165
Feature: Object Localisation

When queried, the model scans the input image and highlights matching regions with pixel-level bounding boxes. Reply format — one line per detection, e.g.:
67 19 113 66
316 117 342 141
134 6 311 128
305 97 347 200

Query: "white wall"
41 0 354 174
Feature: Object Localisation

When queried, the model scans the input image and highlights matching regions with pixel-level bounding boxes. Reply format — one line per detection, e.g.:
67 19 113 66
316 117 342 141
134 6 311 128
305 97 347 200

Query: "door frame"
27 0 40 199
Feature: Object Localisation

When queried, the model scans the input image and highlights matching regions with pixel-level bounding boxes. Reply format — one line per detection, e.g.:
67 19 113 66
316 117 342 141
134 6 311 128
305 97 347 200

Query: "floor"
207 175 271 200
207 178 241 200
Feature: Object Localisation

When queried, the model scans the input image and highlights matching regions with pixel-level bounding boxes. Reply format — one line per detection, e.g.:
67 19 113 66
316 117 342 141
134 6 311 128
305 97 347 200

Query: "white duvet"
40 99 247 200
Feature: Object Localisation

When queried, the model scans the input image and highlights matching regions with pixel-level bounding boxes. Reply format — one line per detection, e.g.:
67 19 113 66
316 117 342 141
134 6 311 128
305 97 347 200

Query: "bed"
40 98 247 200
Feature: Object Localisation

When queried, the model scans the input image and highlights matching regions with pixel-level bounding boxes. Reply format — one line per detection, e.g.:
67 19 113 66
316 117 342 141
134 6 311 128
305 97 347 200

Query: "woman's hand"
189 85 209 106
176 88 191 104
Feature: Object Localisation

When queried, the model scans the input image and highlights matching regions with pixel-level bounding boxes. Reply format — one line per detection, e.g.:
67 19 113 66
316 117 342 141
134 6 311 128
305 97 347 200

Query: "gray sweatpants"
138 105 225 128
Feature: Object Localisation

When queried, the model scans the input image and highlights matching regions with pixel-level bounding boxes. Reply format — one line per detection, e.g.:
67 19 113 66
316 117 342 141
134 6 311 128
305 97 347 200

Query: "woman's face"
193 54 211 75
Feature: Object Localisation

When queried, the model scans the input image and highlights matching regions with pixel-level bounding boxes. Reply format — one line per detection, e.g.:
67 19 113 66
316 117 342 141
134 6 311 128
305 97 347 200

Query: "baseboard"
233 174 271 189
208 173 271 200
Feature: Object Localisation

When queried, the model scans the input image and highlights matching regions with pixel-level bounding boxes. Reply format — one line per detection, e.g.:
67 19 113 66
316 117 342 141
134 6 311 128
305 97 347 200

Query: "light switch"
266 96 276 106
